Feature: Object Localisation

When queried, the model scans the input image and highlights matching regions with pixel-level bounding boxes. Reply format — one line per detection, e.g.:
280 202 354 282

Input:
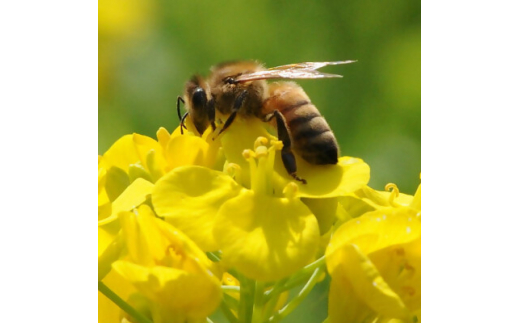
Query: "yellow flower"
98 129 223 321
338 180 419 222
153 117 370 282
98 126 219 253
99 127 219 186
112 205 222 323
326 181 421 323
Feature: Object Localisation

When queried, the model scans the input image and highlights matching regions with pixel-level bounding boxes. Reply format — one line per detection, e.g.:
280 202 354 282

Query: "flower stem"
98 281 152 323
262 277 289 318
222 285 241 293
251 281 265 323
220 297 239 323
265 255 326 298
268 266 325 323
238 273 255 323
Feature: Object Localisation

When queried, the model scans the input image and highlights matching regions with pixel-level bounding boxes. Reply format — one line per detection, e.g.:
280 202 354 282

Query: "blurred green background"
99 1 420 194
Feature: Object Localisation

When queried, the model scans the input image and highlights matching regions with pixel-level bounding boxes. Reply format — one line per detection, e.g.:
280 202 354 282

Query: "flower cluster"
98 116 421 323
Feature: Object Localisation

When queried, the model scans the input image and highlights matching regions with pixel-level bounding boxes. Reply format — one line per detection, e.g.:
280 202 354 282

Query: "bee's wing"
235 60 356 82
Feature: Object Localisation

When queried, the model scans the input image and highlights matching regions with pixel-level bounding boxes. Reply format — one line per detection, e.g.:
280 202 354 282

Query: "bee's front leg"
217 90 248 136
177 96 189 134
265 110 307 184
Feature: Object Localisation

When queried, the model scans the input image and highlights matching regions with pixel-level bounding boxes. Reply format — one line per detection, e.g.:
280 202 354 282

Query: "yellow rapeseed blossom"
338 176 421 222
112 205 222 323
152 117 370 281
98 126 223 321
98 115 420 323
326 181 421 323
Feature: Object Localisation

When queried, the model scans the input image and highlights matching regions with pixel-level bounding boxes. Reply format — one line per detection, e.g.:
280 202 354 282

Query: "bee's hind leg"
265 110 307 184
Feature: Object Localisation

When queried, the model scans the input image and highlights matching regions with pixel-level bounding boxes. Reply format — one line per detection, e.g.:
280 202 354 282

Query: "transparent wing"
234 60 356 82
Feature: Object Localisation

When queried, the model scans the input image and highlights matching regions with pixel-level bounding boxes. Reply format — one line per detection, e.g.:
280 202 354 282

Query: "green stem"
251 281 265 323
300 255 326 276
263 277 289 299
222 285 241 293
268 266 325 323
265 256 326 299
238 273 255 323
222 292 240 311
98 281 152 323
220 297 239 323
262 278 289 320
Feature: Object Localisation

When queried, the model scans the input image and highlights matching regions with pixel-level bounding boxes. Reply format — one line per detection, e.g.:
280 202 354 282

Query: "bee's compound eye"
192 87 207 107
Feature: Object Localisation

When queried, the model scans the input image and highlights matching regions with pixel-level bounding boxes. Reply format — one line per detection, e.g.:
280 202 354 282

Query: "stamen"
242 149 255 160
385 183 400 196
283 182 299 199
255 145 268 158
224 163 242 184
254 136 269 150
269 140 284 151
385 183 401 207
162 245 184 267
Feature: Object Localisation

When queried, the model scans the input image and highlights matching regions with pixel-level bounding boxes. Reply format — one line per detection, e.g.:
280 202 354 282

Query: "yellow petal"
327 207 421 258
339 185 414 213
102 135 139 173
99 269 136 323
214 191 320 281
98 227 123 280
274 155 371 198
301 197 339 235
164 135 213 170
98 178 154 226
328 269 376 323
118 207 161 267
370 238 421 312
112 261 221 321
104 166 131 202
152 166 242 251
156 127 171 151
337 194 377 221
119 204 221 276
328 244 411 320
410 183 421 211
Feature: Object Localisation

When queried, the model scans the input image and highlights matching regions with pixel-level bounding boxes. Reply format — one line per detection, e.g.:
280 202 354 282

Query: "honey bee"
177 60 356 184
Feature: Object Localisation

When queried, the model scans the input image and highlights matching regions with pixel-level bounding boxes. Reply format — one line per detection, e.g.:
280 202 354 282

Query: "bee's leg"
180 112 189 135
177 96 188 132
176 96 184 121
208 97 216 132
218 90 248 136
266 110 307 184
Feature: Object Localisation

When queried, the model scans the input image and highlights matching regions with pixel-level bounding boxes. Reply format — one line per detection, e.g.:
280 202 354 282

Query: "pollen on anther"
254 136 269 149
283 182 299 198
255 145 268 157
270 140 284 151
242 149 254 159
